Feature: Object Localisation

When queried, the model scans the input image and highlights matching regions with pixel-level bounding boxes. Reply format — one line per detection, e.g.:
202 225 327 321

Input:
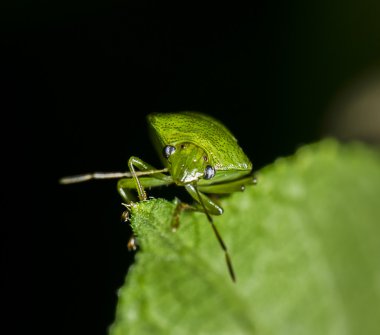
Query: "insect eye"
204 165 215 180
163 145 176 159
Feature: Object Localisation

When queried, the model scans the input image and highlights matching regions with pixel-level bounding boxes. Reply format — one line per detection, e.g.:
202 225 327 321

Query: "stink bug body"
61 112 256 281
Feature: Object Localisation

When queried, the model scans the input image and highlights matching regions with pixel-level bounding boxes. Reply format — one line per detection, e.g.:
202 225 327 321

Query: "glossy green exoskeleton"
60 112 256 282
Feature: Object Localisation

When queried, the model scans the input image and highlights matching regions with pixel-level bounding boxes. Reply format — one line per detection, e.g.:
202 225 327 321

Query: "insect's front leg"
117 175 173 203
118 155 173 204
184 184 224 216
119 156 172 202
118 158 173 251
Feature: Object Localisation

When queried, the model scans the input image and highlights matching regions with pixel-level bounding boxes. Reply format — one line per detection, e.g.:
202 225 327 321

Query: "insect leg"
118 172 173 253
170 198 195 231
198 174 257 194
117 175 173 203
127 156 171 201
184 184 224 215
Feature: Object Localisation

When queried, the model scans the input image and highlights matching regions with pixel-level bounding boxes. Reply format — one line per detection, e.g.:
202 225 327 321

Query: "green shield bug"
60 111 256 282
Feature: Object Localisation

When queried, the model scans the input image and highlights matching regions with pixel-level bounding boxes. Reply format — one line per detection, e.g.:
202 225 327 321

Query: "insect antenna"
59 168 168 184
194 185 236 282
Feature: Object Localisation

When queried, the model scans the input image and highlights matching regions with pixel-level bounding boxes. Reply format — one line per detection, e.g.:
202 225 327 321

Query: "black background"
2 1 380 334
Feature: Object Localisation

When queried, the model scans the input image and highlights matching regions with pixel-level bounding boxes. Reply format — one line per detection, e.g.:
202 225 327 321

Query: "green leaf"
109 139 380 335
